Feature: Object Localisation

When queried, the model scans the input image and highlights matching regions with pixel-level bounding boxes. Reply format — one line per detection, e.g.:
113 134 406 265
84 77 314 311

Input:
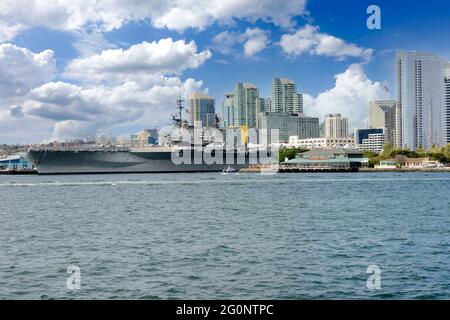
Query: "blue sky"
1 0 450 143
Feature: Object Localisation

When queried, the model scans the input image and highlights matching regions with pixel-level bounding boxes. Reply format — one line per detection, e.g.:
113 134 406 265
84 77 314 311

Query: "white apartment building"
288 136 355 149
357 133 387 153
396 50 449 149
324 113 348 138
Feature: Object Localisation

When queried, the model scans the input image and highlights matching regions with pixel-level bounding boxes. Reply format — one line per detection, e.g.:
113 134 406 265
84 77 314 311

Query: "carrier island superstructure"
27 99 259 174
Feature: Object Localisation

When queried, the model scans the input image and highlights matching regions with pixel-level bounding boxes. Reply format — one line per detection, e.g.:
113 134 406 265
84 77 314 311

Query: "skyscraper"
445 67 450 143
255 97 266 128
396 50 448 149
293 93 303 114
234 82 259 128
221 93 234 128
265 97 272 113
369 100 396 145
271 78 296 113
189 93 216 127
324 113 348 138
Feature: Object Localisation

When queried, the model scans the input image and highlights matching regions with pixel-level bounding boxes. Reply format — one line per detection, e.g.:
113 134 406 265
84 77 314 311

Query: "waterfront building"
189 93 216 127
396 50 449 149
234 82 259 128
375 160 399 169
355 128 386 152
324 113 348 138
288 136 355 149
377 155 442 169
355 128 384 145
357 132 387 153
0 155 31 170
221 93 234 128
282 148 368 171
258 112 320 143
369 100 396 145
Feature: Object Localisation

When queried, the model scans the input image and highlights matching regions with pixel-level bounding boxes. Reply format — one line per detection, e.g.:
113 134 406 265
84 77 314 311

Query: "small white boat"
222 165 239 173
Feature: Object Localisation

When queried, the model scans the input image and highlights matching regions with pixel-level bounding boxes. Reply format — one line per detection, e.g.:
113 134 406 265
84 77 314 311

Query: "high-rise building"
396 50 448 150
293 93 303 114
271 78 296 113
369 100 396 145
189 93 216 127
265 97 272 112
445 67 450 143
258 112 320 143
221 93 234 128
255 97 266 128
234 82 259 128
324 113 348 138
255 97 266 114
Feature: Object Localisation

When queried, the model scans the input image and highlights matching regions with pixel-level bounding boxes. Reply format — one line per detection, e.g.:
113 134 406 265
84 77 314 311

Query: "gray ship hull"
27 148 252 174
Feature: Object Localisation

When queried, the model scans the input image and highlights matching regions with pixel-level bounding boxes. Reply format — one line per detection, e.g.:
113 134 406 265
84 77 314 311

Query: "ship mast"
177 95 184 128
172 94 189 128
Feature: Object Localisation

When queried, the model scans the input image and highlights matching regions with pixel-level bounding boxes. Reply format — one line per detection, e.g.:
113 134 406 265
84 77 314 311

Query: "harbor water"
1 172 449 299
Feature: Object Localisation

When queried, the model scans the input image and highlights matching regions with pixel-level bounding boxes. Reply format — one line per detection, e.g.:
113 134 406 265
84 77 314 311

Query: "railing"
28 146 131 152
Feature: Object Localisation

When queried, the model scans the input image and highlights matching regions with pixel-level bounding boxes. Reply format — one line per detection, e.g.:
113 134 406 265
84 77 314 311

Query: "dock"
0 169 38 175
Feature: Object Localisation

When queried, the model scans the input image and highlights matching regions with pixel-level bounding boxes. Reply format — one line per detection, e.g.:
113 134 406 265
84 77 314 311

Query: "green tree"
380 144 394 159
368 156 382 168
277 148 309 162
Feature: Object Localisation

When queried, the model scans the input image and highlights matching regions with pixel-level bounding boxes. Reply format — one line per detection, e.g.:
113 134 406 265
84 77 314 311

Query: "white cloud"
23 78 204 140
243 28 269 57
65 38 211 82
303 64 390 130
0 0 307 41
213 28 269 57
0 41 209 142
280 25 373 61
0 43 56 100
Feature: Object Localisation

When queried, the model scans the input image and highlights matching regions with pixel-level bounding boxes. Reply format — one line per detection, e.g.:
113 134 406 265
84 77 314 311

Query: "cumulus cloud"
0 43 56 99
280 25 373 61
0 0 307 41
303 64 390 130
243 28 270 57
22 77 204 140
0 41 209 142
65 38 211 82
213 28 269 57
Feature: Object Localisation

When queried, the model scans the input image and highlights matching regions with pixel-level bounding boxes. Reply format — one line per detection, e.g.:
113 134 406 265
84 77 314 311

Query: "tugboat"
222 165 239 174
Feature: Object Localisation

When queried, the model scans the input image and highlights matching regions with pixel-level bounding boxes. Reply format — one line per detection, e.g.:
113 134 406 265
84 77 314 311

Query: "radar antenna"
171 95 189 128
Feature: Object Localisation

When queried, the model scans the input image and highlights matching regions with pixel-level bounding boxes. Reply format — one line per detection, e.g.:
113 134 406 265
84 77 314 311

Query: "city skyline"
1 1 450 144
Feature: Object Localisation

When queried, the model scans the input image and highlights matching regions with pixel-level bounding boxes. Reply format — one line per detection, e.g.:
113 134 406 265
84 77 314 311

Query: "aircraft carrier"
27 99 257 174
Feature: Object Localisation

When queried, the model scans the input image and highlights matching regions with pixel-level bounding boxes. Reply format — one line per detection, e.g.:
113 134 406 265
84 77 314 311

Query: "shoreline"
239 167 450 173
359 167 450 173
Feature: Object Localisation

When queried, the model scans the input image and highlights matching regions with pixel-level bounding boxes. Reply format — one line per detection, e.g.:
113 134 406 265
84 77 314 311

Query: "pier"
0 169 38 175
